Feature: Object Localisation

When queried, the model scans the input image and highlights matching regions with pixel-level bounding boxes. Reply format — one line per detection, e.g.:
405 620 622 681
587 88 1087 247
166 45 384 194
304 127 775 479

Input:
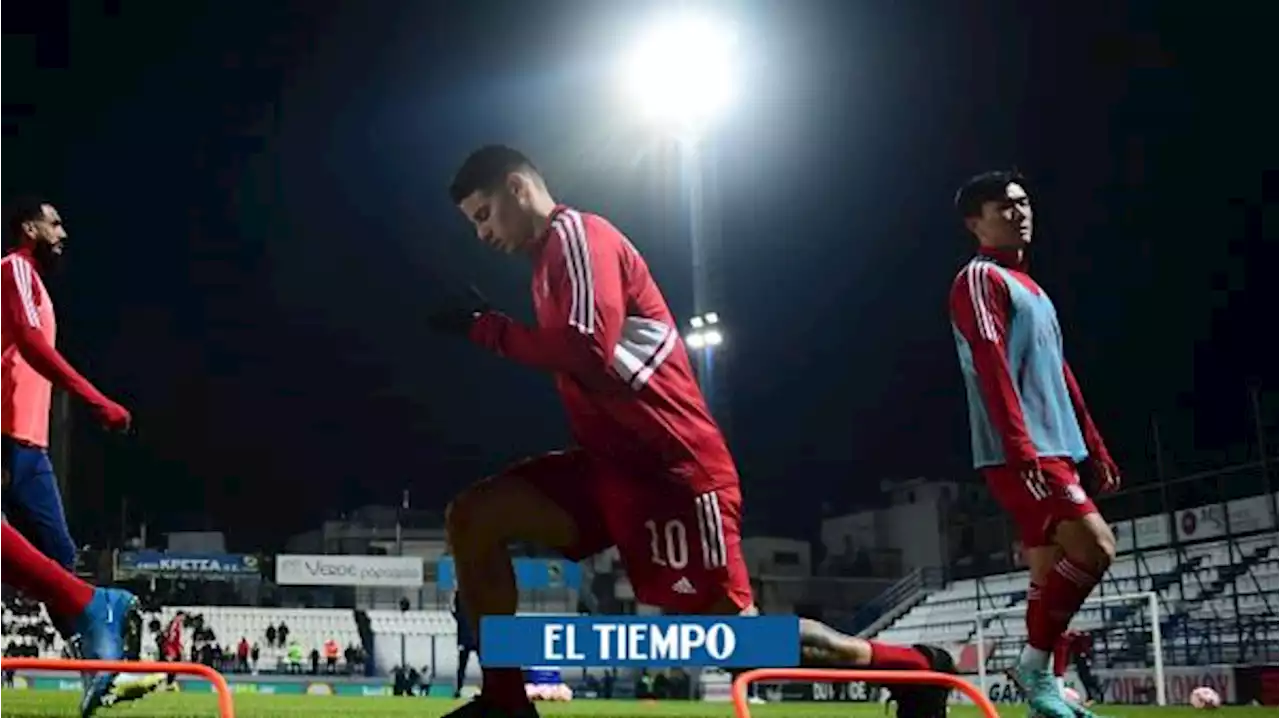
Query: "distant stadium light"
620 13 739 137
686 312 724 351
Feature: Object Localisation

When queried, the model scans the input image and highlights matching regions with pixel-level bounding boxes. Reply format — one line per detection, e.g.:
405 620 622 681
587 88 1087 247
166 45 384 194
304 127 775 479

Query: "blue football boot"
1012 663 1078 718
74 588 141 718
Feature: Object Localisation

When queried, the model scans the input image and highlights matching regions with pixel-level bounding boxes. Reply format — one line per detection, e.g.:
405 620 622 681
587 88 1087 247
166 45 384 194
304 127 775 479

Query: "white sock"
1018 645 1051 671
1056 676 1066 692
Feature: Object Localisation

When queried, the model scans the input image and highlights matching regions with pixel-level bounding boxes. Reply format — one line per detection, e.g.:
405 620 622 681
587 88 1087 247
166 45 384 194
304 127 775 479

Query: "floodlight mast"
622 13 739 431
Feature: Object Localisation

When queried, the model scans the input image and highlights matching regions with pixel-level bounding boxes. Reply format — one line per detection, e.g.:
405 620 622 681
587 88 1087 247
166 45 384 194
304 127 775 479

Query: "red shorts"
501 450 753 614
982 456 1099 548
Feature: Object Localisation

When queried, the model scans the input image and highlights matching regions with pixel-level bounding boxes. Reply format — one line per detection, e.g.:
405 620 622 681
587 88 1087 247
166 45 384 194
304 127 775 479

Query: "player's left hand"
93 398 133 433
1089 453 1120 494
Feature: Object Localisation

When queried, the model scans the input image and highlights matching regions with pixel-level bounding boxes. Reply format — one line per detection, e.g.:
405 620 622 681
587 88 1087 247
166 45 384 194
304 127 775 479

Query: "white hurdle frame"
974 590 1166 706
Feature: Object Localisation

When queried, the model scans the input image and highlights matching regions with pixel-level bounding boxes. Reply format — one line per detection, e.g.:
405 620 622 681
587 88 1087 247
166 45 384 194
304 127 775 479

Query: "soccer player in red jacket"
949 171 1118 718
433 145 955 718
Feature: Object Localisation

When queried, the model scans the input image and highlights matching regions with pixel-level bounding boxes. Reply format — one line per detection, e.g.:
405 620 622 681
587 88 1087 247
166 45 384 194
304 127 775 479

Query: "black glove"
427 285 490 335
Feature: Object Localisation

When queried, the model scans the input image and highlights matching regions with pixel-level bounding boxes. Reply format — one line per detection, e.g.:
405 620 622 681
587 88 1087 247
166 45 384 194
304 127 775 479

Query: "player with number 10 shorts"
430 146 956 718
498 449 751 614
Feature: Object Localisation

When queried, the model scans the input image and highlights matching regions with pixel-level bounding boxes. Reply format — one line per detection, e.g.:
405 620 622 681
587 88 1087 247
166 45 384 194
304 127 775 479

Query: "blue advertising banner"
480 615 799 668
437 557 580 590
117 551 260 578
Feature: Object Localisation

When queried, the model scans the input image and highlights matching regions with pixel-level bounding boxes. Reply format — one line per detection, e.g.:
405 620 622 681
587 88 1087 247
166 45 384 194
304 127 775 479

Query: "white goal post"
975 591 1166 706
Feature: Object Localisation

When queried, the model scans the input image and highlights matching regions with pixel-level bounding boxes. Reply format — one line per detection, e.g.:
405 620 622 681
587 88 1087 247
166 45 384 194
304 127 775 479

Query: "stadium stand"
156 606 361 672
365 609 468 682
873 534 1278 672
1 597 66 659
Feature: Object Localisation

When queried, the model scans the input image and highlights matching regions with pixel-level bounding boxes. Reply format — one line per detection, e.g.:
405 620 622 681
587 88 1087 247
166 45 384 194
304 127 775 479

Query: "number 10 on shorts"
645 519 689 569
644 492 729 571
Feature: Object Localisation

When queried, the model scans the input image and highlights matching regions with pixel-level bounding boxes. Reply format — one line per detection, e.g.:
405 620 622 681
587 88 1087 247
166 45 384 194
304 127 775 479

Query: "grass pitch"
0 692 1272 718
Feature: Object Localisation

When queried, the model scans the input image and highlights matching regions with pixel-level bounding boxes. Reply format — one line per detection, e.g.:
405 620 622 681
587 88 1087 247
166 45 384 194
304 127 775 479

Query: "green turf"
0 692 1271 718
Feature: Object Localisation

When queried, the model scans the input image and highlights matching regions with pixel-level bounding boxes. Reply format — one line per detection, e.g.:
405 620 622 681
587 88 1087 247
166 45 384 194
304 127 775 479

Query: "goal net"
974 591 1167 706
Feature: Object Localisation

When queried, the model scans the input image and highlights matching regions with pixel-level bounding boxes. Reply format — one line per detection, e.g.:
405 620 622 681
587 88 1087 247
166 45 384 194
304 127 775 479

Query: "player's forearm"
1063 362 1108 454
470 312 611 379
970 343 1039 464
13 330 111 407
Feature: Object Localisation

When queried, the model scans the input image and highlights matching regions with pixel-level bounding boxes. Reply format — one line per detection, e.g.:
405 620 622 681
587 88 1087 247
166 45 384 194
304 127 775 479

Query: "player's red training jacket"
948 247 1111 469
1 248 114 442
468 206 737 488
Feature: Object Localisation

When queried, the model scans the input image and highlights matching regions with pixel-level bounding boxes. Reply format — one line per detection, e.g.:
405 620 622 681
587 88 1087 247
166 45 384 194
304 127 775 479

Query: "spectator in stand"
250 642 260 675
308 646 320 675
323 637 339 674
276 621 289 648
237 637 250 673
635 669 655 699
669 668 690 701
3 641 17 687
264 624 276 647
652 670 670 699
286 641 302 673
452 590 478 698
344 643 357 675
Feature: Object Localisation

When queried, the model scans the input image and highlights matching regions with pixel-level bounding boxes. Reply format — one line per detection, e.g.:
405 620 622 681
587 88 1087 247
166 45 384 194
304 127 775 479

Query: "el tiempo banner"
480 615 798 668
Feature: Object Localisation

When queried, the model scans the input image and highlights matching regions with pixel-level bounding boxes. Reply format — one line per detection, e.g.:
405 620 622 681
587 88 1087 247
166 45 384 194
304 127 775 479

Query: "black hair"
448 145 540 205
953 170 1027 219
6 196 51 242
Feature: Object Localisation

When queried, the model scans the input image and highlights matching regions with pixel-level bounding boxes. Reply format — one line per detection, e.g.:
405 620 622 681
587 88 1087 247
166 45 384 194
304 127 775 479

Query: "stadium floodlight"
686 312 724 351
620 13 739 138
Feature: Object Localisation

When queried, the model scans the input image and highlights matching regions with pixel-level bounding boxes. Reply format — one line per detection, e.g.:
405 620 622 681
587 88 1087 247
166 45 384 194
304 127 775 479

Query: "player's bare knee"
445 489 488 548
1025 545 1062 586
1084 515 1116 572
1059 518 1114 574
1090 530 1116 572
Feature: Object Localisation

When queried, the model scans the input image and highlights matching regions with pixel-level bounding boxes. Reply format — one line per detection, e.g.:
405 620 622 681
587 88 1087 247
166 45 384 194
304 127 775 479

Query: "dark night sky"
4 1 1275 551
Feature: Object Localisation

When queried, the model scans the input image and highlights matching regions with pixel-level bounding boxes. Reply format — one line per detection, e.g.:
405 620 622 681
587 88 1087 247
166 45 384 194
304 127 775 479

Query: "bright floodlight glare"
704 312 719 325
690 316 705 329
622 14 738 135
686 332 707 349
704 330 724 347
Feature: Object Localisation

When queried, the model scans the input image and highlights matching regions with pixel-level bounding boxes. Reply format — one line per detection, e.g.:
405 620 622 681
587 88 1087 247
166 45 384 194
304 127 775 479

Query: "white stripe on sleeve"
965 262 1000 342
553 210 595 334
9 258 42 328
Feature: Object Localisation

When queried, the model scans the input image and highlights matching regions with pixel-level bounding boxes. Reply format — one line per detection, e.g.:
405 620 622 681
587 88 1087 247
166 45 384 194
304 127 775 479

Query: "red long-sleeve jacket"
468 206 736 487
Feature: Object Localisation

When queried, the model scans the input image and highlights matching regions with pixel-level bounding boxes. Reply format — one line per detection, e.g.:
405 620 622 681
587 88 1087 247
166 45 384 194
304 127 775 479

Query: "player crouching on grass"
429 144 957 718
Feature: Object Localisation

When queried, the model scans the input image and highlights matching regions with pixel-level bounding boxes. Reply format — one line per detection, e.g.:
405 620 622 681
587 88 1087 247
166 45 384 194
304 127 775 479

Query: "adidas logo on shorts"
671 577 697 595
